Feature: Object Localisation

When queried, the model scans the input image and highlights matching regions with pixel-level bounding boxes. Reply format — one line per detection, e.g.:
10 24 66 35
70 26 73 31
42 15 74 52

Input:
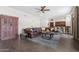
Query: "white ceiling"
9 6 73 18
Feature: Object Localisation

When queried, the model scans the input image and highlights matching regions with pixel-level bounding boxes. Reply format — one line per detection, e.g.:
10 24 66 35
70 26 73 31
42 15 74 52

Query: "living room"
0 6 79 52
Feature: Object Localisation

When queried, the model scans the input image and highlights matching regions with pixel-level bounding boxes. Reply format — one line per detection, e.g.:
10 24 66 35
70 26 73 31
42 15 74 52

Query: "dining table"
41 31 54 40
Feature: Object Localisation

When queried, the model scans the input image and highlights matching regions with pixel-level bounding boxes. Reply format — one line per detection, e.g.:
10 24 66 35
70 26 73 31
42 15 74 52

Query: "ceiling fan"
35 6 50 13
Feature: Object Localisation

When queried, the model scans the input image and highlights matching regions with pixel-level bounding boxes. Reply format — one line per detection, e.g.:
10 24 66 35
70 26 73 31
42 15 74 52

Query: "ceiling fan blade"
41 6 46 11
35 8 41 10
44 9 50 11
41 6 46 9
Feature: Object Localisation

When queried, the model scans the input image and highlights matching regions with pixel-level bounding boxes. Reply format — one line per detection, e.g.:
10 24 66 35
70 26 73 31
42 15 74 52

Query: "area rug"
28 35 61 48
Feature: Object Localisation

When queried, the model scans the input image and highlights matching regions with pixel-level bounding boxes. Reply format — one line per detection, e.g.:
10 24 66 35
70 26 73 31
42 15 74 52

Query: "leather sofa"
24 28 41 38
